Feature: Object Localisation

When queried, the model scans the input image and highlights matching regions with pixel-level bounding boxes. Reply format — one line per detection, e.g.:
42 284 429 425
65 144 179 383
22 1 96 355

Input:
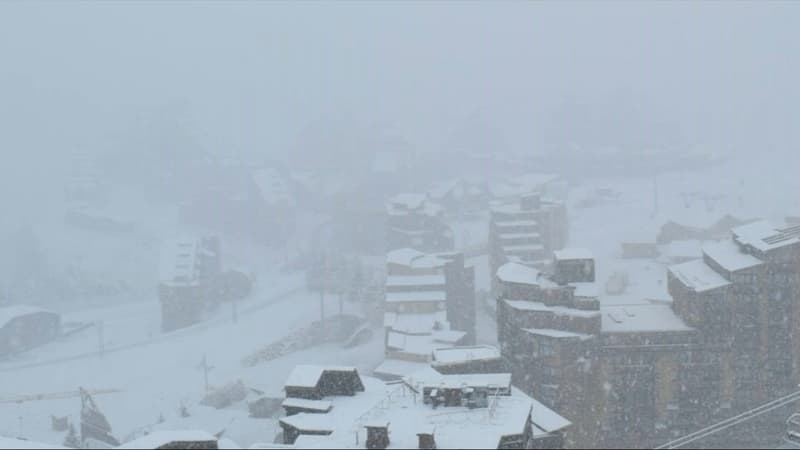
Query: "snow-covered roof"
386 330 466 355
524 328 592 340
372 359 430 379
278 370 568 449
385 248 447 270
280 413 334 432
496 262 541 286
529 396 572 434
386 194 442 217
702 240 763 272
405 370 512 391
282 398 333 412
0 305 55 329
384 311 448 334
386 275 445 288
0 436 68 449
570 282 600 298
601 303 692 334
668 259 731 293
118 430 217 449
554 248 593 261
432 346 501 364
284 365 358 388
504 300 601 319
733 220 800 252
385 290 446 303
386 248 425 266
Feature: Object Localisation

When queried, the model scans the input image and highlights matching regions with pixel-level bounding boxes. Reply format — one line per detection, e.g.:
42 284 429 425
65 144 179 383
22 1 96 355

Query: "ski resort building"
497 221 800 449
278 364 571 449
0 306 60 357
375 248 476 379
488 192 568 295
667 220 800 447
158 236 222 332
385 193 454 253
495 249 705 448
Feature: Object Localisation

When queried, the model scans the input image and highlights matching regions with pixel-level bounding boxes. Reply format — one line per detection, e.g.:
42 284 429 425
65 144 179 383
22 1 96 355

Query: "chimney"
417 429 436 450
365 422 390 450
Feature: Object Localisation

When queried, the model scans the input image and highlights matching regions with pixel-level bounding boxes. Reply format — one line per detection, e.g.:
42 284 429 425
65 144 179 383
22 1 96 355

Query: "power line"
655 388 800 449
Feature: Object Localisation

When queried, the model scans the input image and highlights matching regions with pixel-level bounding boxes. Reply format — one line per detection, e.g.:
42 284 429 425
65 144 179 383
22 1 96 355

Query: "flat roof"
668 259 731 293
702 240 763 272
733 220 800 252
432 346 501 364
386 275 446 288
524 328 592 340
496 262 541 286
504 299 601 319
554 248 593 260
385 290 446 303
601 303 692 334
118 430 216 449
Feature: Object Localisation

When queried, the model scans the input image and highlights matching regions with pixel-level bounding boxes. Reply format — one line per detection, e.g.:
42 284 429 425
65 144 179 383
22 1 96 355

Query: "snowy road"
0 284 304 373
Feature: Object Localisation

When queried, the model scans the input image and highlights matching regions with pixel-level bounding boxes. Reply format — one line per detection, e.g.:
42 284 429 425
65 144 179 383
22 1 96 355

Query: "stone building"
668 220 800 445
497 221 800 448
496 250 704 448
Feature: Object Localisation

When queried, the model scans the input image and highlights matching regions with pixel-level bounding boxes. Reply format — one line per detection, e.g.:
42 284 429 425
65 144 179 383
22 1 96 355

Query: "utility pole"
652 176 659 218
320 251 326 329
198 354 214 395
97 321 105 358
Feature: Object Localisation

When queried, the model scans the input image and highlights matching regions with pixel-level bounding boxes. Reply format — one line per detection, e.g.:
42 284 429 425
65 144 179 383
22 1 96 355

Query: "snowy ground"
5 153 800 447
0 283 384 447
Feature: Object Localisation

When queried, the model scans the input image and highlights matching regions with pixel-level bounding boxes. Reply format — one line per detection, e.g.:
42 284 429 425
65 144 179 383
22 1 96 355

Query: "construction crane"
655 388 800 449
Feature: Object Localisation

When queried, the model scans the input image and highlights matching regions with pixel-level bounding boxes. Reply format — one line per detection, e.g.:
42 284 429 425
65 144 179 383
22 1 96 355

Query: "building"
667 220 800 447
158 236 222 332
117 430 220 449
0 306 60 357
385 194 454 253
488 192 568 295
495 249 706 448
375 248 476 379
179 160 295 246
278 364 571 449
431 345 507 375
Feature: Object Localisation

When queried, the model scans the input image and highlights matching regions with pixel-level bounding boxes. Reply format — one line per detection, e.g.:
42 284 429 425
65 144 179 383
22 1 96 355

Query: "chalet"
117 430 218 449
0 306 60 357
278 363 571 449
158 236 222 332
283 365 365 400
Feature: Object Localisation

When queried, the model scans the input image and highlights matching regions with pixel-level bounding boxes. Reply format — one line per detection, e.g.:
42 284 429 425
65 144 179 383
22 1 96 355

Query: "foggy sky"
1 1 799 185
